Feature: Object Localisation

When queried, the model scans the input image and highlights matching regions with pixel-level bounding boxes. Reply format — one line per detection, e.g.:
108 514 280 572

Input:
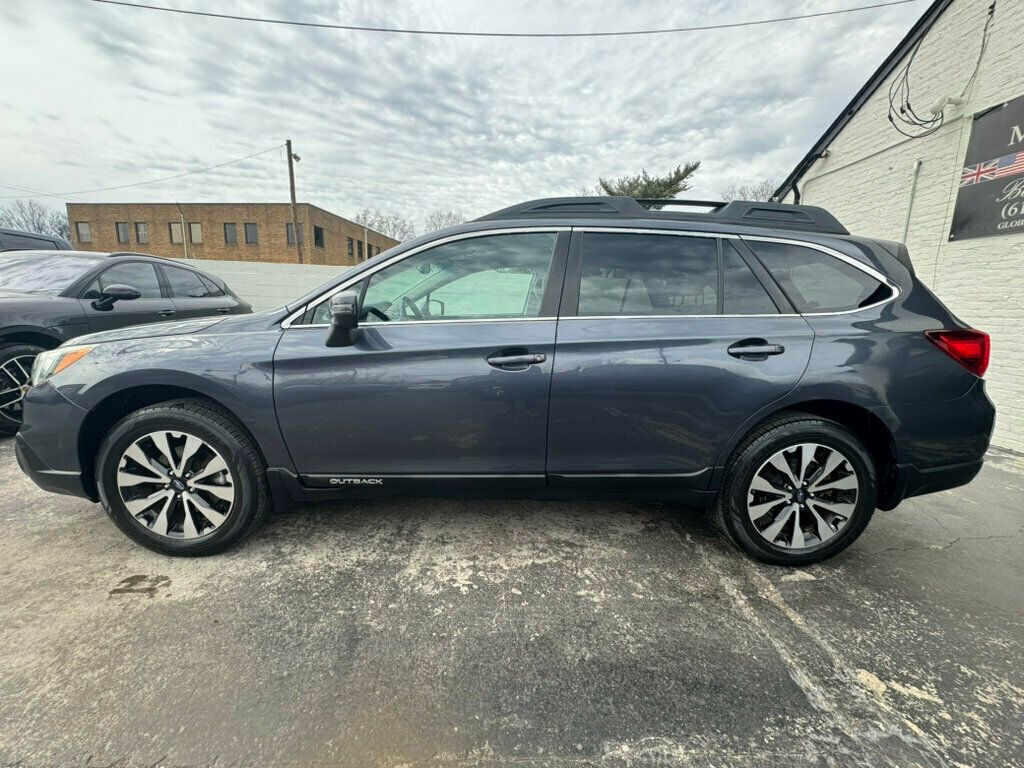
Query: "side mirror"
92 283 142 311
326 290 360 347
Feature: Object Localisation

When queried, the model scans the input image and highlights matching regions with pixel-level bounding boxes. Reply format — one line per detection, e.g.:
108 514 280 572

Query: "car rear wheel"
96 398 271 556
713 413 876 565
0 343 45 437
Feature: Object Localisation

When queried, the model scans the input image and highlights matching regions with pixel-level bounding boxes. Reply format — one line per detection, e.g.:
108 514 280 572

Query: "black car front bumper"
15 432 94 500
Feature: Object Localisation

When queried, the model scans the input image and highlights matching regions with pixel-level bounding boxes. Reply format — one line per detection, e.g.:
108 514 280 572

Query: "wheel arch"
713 398 899 509
77 384 268 500
0 328 62 350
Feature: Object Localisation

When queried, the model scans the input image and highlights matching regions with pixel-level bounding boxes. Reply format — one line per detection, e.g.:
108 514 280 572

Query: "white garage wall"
170 258 347 311
785 0 1024 453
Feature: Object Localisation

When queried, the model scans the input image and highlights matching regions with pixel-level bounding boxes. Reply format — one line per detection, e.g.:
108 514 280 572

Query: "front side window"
749 241 891 313
169 221 183 244
135 222 148 244
302 232 557 325
76 222 92 243
577 233 718 316
163 265 210 298
244 223 258 244
84 262 162 299
115 222 129 244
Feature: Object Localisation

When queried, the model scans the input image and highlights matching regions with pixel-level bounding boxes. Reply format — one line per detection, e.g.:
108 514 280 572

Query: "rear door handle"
487 353 546 368
159 309 176 317
727 340 785 359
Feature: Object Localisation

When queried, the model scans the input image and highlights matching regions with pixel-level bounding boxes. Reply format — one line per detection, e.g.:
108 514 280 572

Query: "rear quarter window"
748 241 892 313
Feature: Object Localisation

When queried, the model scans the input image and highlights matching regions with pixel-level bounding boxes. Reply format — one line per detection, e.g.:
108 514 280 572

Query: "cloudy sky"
1 0 926 227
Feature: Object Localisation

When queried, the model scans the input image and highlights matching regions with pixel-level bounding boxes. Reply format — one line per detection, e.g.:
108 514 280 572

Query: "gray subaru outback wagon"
15 197 994 564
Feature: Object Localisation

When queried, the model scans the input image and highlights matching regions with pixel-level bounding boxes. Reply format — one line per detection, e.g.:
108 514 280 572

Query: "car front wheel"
96 399 271 556
0 343 45 437
713 413 877 565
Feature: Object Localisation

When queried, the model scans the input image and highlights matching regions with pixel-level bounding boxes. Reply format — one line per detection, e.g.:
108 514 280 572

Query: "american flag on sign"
960 160 998 186
992 150 1024 178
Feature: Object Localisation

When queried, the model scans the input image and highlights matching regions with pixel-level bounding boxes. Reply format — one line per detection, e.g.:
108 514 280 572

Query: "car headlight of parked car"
30 346 93 386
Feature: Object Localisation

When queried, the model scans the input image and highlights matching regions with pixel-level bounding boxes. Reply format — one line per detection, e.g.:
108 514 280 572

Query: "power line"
0 144 284 200
88 0 923 39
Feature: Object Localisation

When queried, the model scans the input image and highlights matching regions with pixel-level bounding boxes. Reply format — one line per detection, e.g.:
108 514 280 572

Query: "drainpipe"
176 202 189 259
903 159 923 243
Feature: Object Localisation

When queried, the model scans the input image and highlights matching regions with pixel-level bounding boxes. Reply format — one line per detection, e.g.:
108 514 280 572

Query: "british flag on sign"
960 159 999 186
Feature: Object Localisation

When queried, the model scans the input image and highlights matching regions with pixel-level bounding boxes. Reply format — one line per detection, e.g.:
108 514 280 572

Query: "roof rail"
107 251 175 260
475 196 848 235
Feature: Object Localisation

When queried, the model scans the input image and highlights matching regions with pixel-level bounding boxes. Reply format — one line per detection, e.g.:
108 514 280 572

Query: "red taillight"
925 329 990 377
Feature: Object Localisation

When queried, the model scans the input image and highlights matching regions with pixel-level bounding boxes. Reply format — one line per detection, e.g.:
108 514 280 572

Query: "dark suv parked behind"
15 198 994 564
0 250 250 434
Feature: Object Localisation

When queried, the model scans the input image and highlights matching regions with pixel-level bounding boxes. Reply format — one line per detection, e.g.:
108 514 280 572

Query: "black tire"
0 343 46 437
713 412 876 566
96 398 271 556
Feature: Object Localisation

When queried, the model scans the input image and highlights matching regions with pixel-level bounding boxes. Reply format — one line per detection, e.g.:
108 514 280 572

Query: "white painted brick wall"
788 0 1024 453
170 258 347 311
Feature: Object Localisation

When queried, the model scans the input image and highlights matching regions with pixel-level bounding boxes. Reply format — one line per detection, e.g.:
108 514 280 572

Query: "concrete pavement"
1 438 1022 767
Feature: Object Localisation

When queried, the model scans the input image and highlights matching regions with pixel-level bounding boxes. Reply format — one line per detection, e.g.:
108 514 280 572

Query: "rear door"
78 260 176 332
273 230 568 486
161 264 237 319
546 229 814 489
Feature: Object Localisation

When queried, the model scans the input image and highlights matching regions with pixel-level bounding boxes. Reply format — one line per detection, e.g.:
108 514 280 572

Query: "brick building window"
244 223 258 244
75 222 91 243
115 222 129 244
135 222 148 244
189 222 203 244
357 240 363 260
169 221 184 244
347 237 354 259
286 222 304 245
314 225 325 248
224 223 237 245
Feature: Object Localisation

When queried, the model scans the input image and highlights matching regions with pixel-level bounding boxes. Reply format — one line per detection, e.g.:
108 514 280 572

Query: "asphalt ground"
1 438 1022 767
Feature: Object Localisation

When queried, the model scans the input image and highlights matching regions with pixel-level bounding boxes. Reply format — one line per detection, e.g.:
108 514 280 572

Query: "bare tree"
720 179 777 202
353 208 417 242
422 209 467 233
0 199 70 240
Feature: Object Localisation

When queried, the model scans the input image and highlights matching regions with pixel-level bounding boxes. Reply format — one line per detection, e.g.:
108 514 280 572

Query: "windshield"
0 253 99 294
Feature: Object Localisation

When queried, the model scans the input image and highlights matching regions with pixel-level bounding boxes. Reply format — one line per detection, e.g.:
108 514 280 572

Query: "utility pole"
286 139 304 264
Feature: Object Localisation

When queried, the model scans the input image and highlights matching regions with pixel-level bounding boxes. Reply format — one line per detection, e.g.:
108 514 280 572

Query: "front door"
273 230 568 487
547 230 814 488
78 261 175 332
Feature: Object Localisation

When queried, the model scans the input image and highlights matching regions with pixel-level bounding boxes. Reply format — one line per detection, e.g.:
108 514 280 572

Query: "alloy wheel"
746 442 860 550
0 354 36 426
116 430 235 539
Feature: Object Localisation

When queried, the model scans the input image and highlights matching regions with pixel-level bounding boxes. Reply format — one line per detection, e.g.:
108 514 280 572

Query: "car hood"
71 316 226 346
0 289 63 307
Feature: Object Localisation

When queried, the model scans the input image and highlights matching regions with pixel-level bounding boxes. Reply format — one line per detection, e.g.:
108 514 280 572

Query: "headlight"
30 346 93 386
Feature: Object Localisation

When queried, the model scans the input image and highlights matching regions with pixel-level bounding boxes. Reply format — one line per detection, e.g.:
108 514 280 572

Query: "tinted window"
303 233 557 325
750 241 891 312
164 265 210 298
577 233 718 316
722 242 777 314
85 262 162 299
198 274 225 297
0 254 99 293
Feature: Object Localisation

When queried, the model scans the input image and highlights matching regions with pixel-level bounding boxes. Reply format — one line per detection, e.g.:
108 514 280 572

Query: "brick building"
774 0 1023 453
65 202 399 267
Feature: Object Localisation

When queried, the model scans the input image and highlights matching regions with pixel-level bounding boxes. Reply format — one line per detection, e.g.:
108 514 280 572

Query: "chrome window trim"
281 227 569 329
282 225 901 328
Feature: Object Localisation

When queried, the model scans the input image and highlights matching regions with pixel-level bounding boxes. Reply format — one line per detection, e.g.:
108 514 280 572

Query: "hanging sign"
950 94 1024 241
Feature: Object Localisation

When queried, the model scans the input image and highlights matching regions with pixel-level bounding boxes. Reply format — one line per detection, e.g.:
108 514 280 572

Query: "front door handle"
217 307 231 314
487 352 546 368
159 309 176 317
727 339 785 360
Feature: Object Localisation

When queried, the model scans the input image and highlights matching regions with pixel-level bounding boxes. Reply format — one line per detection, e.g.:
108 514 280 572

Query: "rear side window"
722 242 778 315
749 241 891 313
164 265 211 298
577 233 718 316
